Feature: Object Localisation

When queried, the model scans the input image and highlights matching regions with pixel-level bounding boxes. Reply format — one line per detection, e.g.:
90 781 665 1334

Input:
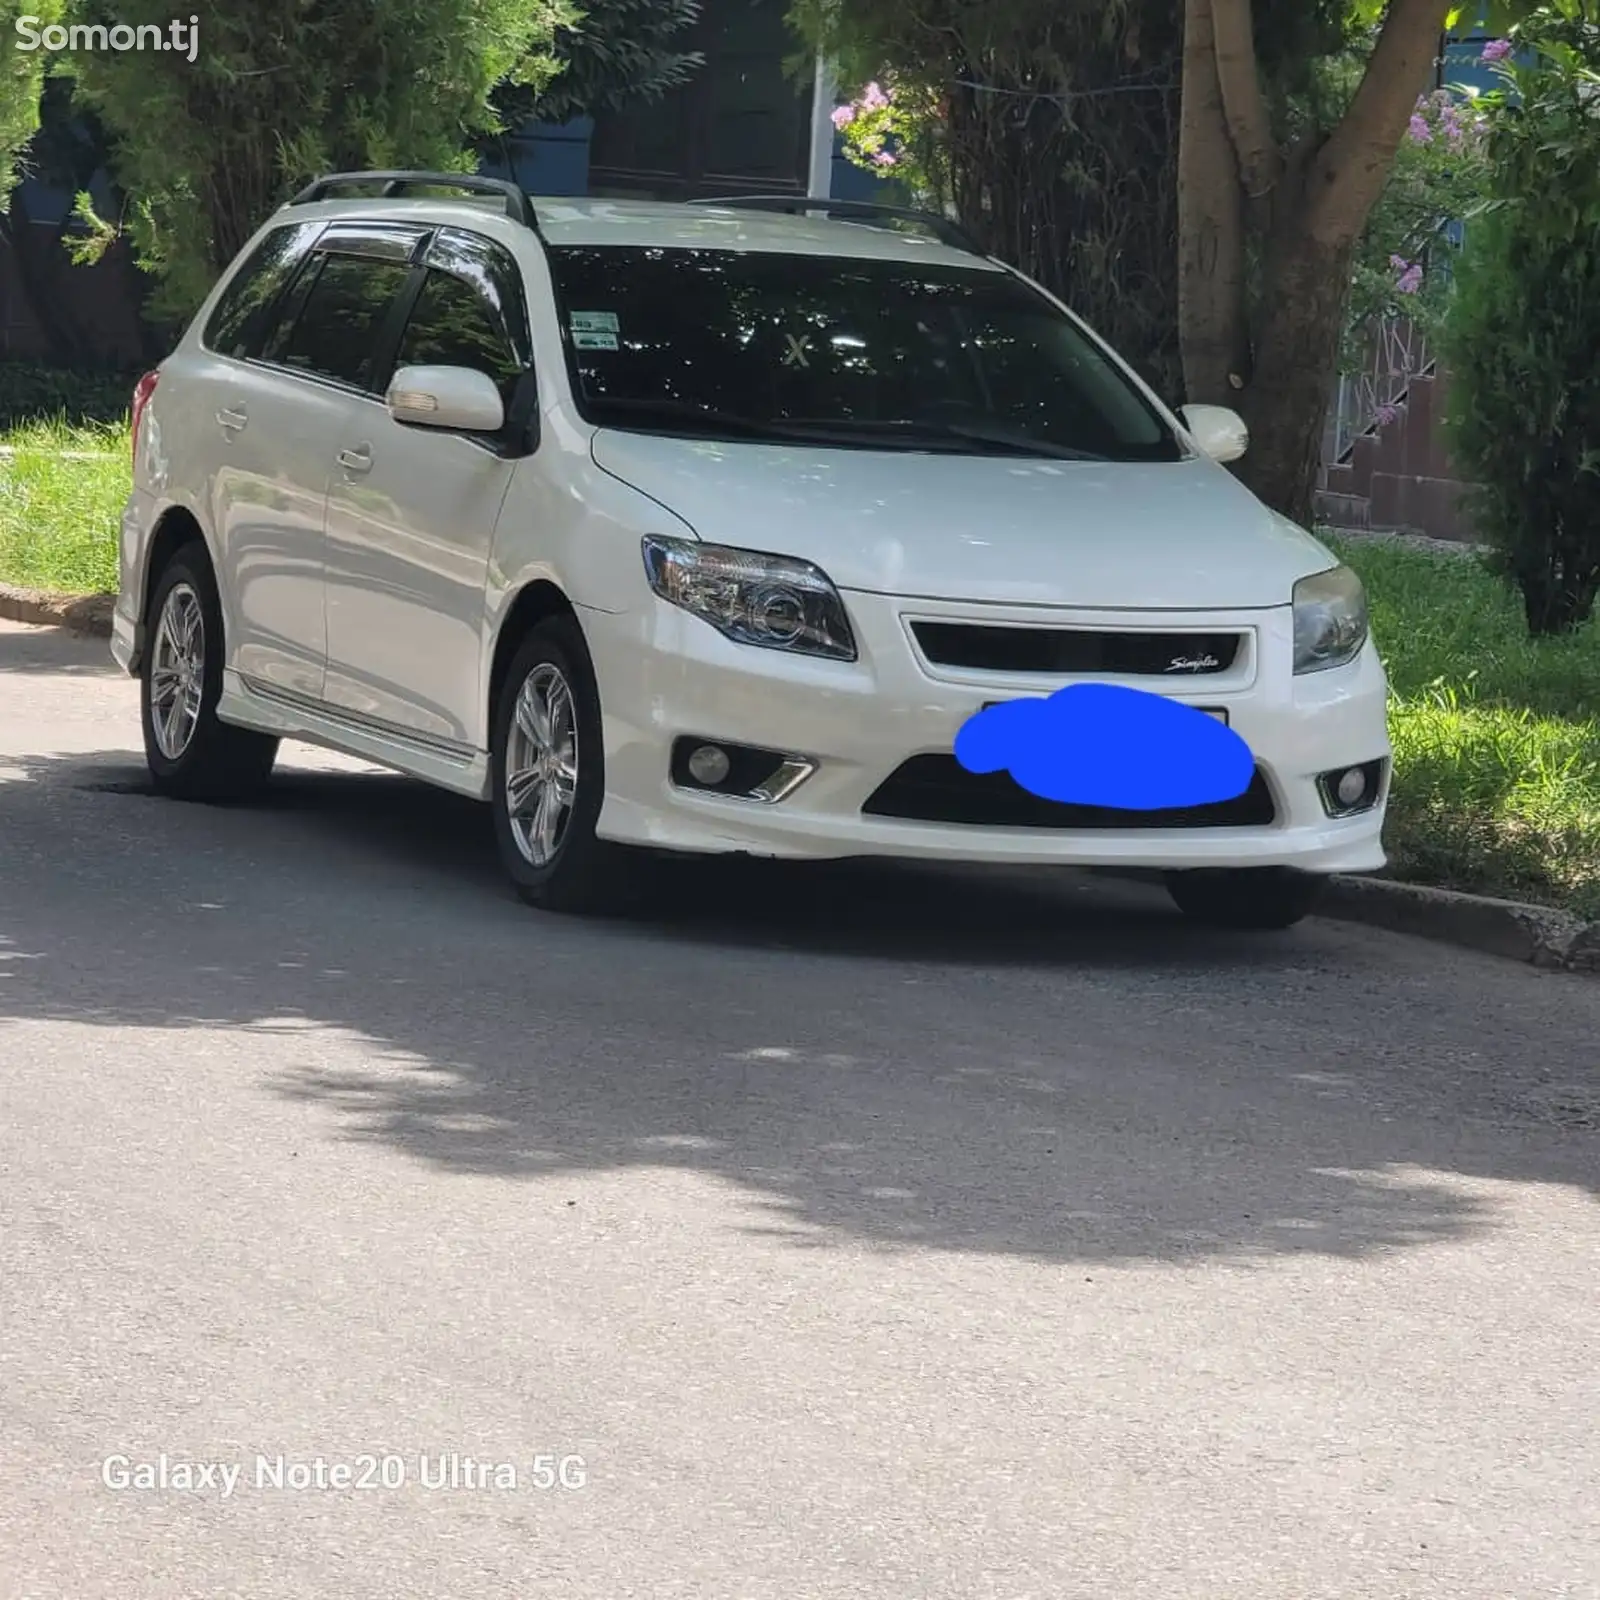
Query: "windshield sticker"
570 311 620 334
781 333 812 369
572 330 619 351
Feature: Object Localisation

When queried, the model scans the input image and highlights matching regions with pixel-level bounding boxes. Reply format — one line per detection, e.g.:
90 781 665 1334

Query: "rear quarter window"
201 222 324 360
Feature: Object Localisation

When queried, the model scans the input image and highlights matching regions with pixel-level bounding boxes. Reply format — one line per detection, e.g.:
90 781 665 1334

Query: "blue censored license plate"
981 700 1228 725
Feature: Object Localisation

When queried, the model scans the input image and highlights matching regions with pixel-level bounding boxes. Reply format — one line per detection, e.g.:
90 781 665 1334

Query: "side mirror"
1179 403 1249 464
386 365 505 433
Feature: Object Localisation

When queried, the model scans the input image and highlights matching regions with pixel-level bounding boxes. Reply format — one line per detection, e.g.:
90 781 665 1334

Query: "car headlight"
641 537 857 661
1293 564 1368 674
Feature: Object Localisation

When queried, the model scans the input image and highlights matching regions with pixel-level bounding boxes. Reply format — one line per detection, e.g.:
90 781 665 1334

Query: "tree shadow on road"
3 738 1599 1272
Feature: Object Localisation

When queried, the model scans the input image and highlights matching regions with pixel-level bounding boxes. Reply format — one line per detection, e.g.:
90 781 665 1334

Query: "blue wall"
478 118 594 197
483 113 912 205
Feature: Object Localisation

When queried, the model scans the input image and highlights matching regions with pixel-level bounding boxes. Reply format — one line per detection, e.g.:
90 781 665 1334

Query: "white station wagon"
112 171 1390 929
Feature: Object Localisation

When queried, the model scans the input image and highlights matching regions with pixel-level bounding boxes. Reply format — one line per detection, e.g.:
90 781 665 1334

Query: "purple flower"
871 150 898 168
1408 112 1433 143
1397 263 1424 295
1376 404 1400 427
831 104 855 129
861 81 890 111
1390 254 1410 272
1482 38 1513 63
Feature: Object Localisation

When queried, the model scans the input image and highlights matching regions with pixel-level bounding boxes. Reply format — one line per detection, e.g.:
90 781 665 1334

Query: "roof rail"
286 171 539 232
688 195 986 257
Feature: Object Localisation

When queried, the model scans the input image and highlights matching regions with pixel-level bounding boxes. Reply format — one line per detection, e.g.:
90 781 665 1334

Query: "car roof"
271 194 1003 272
530 198 999 269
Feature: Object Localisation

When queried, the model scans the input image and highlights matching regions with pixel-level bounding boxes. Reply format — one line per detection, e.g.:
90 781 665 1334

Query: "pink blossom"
1481 38 1513 63
831 104 854 129
872 150 898 168
861 81 890 111
1408 112 1432 143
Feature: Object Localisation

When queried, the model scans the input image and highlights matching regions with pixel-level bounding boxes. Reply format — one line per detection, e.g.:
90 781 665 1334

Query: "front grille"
910 622 1243 676
862 756 1276 830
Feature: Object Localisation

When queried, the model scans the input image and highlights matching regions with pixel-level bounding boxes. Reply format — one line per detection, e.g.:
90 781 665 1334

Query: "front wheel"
141 545 278 802
489 617 636 913
1164 867 1327 930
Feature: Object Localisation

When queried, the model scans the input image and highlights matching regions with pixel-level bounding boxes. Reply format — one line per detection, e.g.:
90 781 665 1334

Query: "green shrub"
0 363 140 430
1439 9 1600 636
63 0 574 319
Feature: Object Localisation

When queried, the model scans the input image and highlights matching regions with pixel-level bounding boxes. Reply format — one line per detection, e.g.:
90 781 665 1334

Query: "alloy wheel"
149 582 206 761
504 662 579 867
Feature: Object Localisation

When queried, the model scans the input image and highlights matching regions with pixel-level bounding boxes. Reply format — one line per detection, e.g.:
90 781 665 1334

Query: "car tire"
141 544 279 802
1164 866 1327 930
490 616 636 914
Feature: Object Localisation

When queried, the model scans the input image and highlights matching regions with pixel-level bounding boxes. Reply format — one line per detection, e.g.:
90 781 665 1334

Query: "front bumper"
583 590 1390 873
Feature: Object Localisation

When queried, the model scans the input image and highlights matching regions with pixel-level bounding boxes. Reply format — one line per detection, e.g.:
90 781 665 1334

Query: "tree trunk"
1235 225 1355 527
1176 0 1450 521
1178 0 1249 404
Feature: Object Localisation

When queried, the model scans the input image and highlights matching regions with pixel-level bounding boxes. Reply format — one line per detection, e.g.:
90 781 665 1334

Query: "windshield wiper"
800 417 1111 461
585 397 825 444
587 398 1116 459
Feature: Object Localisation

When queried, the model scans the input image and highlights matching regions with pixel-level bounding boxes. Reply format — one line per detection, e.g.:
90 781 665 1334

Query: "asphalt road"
3 617 1598 1599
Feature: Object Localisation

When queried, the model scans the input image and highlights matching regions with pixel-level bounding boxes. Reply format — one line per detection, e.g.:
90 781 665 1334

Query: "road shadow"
3 742 1599 1271
68 752 1340 973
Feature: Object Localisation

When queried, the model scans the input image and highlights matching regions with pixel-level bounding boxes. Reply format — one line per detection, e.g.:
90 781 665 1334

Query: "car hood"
590 431 1337 610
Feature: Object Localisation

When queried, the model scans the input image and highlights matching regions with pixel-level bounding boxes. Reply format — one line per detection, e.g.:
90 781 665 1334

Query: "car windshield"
543 245 1183 463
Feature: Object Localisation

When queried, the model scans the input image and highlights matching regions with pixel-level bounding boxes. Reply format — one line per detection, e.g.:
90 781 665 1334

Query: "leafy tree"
831 77 944 200
797 0 1511 486
1176 0 1565 523
61 0 575 318
1341 81 1490 367
793 0 1189 399
1 0 63 204
1440 3 1600 634
494 0 705 130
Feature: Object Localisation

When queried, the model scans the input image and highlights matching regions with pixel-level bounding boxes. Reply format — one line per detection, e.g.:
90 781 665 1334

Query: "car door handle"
336 446 372 474
216 407 248 432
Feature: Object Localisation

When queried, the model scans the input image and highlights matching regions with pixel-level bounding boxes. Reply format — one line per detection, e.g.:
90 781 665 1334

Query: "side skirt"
216 671 492 802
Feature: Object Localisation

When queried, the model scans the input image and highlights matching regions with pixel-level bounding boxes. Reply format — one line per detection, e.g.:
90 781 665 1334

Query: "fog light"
1335 766 1367 806
1315 758 1386 818
687 744 731 786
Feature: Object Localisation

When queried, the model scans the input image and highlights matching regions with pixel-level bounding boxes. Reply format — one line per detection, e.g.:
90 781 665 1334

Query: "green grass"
1326 534 1600 920
0 416 130 594
0 425 1594 919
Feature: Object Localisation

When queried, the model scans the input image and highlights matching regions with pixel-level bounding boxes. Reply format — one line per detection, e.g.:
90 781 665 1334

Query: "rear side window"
267 253 414 391
201 222 323 360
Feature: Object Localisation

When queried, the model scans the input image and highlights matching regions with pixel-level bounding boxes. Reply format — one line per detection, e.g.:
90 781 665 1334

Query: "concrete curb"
4 583 1596 975
1102 868 1599 974
0 584 116 636
1316 874 1600 975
